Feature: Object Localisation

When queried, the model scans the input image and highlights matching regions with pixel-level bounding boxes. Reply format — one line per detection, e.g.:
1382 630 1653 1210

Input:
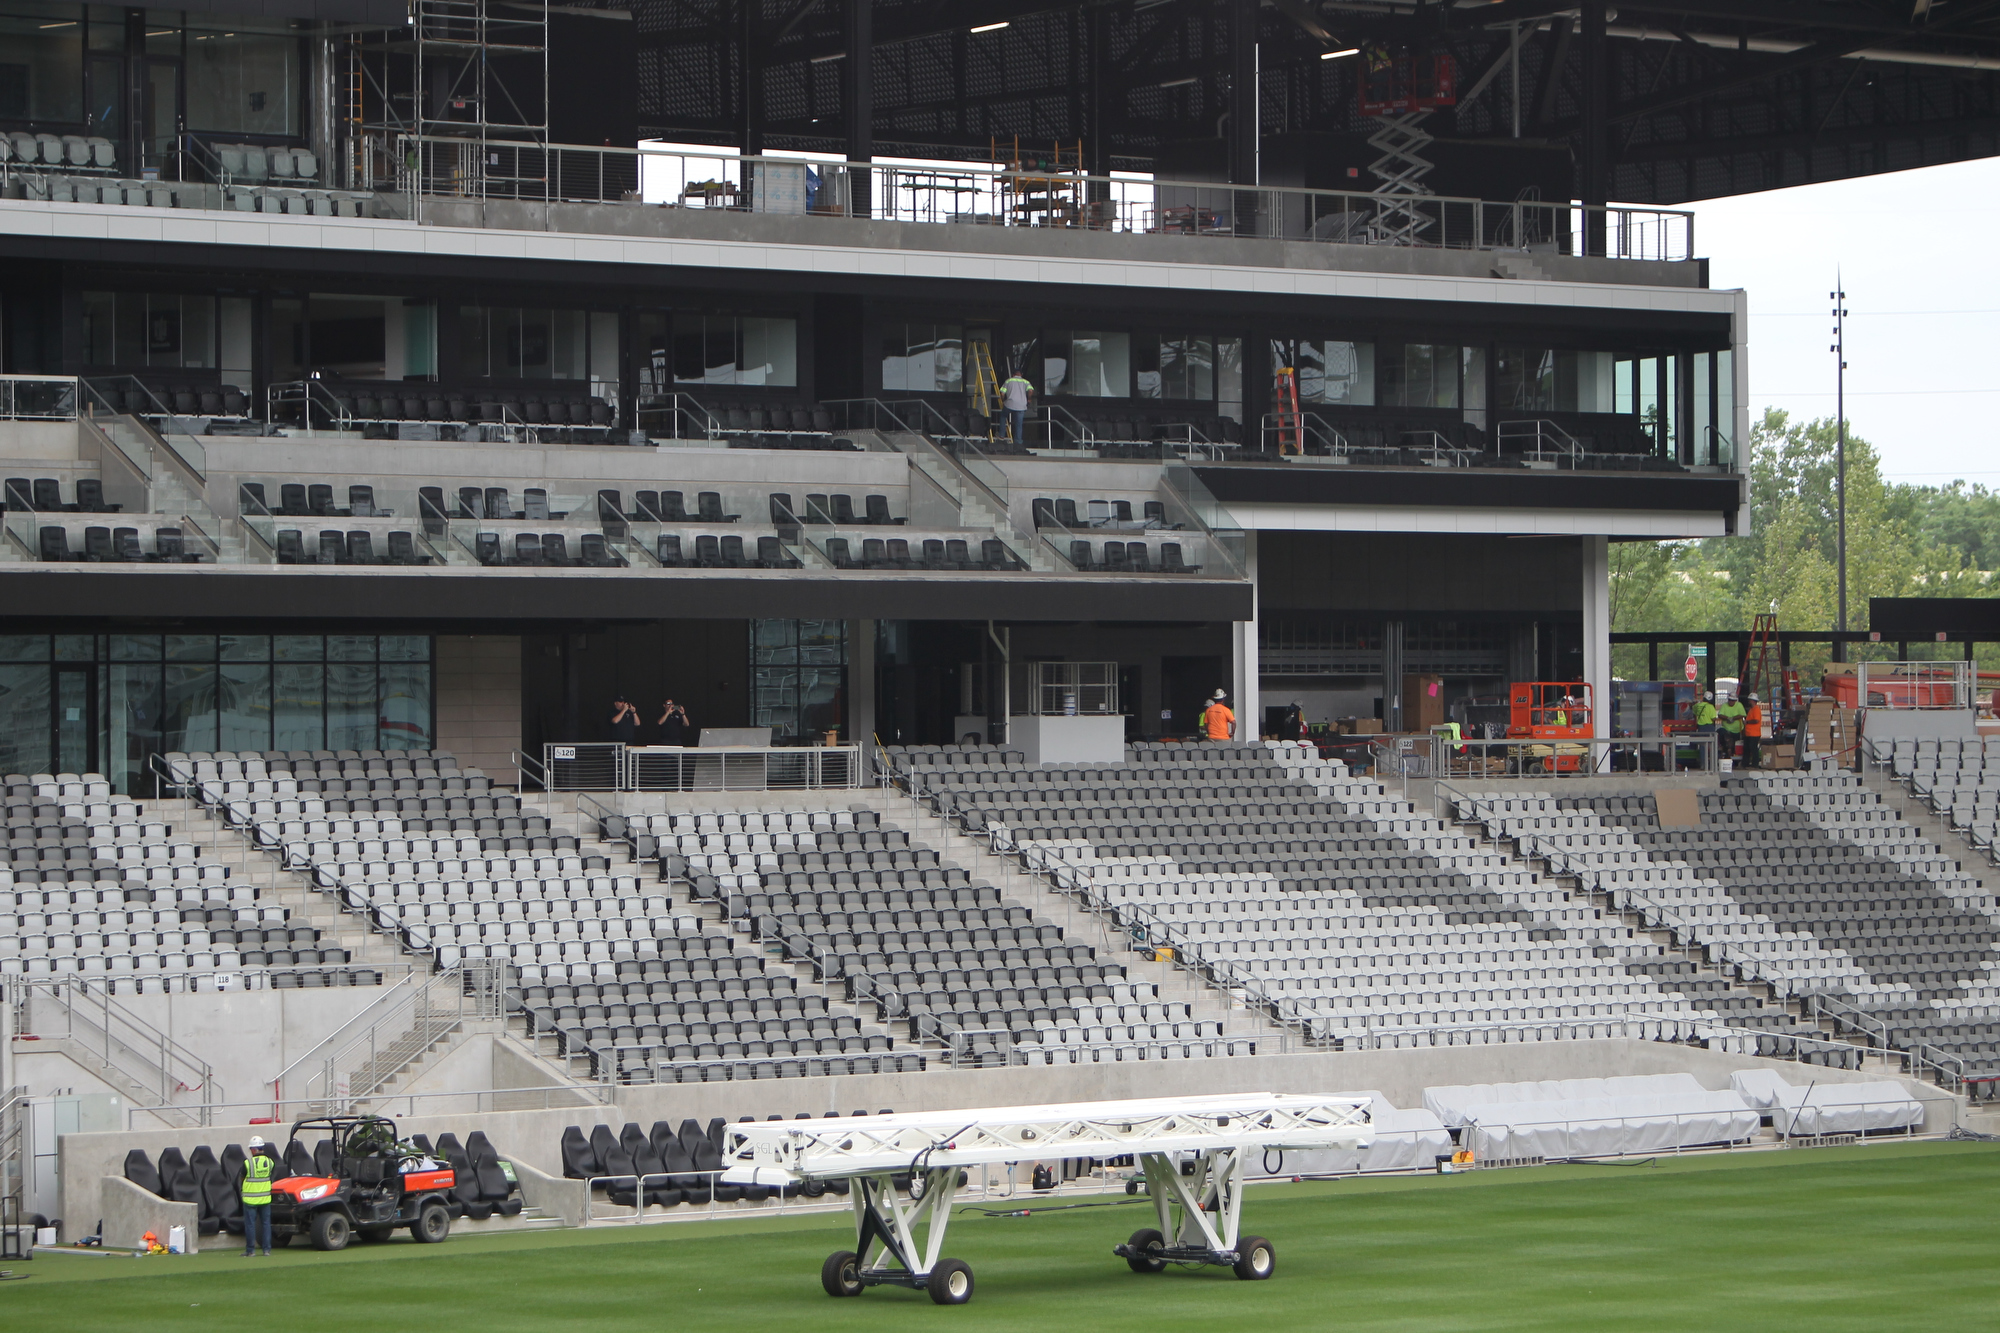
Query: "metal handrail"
1496 418 1582 464
384 134 1697 262
17 978 220 1125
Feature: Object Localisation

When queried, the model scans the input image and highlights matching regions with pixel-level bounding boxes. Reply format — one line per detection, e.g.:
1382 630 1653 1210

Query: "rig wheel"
821 1250 864 1298
1124 1228 1167 1274
1233 1235 1276 1281
926 1258 974 1305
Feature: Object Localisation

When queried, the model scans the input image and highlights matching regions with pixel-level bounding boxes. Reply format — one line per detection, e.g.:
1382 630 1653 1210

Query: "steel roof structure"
632 0 2000 205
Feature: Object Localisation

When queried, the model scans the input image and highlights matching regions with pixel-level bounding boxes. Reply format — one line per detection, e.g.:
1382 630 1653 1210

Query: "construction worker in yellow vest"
1692 692 1719 769
1717 692 1747 760
238 1135 275 1256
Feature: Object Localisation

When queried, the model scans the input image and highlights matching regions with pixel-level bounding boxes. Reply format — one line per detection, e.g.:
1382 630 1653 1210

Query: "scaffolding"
994 137 1086 228
408 0 551 201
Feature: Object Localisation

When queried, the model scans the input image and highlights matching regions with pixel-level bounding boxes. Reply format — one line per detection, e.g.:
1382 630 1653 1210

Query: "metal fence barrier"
524 744 863 792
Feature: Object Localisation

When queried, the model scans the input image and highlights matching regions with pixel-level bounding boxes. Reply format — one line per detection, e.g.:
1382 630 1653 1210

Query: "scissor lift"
721 1092 1374 1305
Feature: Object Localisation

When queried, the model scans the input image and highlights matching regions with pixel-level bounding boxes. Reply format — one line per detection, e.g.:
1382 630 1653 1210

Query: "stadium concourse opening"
4 0 2000 1297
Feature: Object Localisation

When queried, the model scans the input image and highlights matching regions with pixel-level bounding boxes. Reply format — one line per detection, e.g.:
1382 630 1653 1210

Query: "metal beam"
843 0 871 216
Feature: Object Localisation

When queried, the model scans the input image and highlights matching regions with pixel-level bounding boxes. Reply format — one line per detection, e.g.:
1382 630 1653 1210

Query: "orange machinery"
1507 681 1593 772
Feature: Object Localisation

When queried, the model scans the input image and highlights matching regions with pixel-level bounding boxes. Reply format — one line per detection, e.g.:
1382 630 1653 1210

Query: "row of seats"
1032 497 1175 530
472 531 633 568
241 482 395 518
319 387 614 429
4 132 115 169
32 524 202 563
96 383 251 419
709 403 836 435
5 477 118 513
1066 539 1199 573
208 143 320 183
823 535 1021 572
275 528 435 566
766 492 904 527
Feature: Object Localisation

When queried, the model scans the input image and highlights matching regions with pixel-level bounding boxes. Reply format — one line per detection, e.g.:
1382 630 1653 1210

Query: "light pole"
1831 279 1848 658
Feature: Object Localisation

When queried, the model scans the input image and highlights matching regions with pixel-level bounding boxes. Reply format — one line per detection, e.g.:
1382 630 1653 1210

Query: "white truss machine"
721 1092 1373 1305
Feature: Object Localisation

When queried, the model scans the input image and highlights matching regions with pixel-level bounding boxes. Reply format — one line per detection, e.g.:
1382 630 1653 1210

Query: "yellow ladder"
968 338 1001 439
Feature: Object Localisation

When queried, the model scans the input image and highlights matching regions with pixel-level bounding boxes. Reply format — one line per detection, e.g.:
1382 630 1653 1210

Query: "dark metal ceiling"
629 0 2000 205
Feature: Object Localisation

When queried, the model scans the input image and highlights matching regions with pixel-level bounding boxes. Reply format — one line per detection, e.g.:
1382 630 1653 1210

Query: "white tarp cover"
1727 1075 1926 1135
1424 1074 1706 1128
1251 1092 1451 1177
1727 1068 1795 1110
1461 1090 1759 1160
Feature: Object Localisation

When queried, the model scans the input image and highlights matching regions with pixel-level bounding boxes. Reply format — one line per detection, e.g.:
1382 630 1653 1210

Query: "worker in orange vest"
1742 692 1764 769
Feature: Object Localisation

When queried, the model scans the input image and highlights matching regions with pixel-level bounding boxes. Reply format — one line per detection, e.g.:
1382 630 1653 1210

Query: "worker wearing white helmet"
238 1135 275 1257
1692 690 1720 771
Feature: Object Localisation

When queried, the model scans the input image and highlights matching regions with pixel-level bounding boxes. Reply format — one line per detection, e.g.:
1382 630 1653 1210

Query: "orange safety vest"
1746 702 1763 739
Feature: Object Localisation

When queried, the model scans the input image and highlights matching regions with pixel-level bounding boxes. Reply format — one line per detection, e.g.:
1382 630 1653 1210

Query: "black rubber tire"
1125 1228 1167 1274
821 1250 864 1298
927 1258 974 1306
1233 1235 1276 1281
308 1210 351 1252
411 1202 451 1244
357 1225 394 1244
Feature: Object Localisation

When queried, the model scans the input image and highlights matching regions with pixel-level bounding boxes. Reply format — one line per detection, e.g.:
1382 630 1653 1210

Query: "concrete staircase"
881 431 1065 573
1491 251 1556 283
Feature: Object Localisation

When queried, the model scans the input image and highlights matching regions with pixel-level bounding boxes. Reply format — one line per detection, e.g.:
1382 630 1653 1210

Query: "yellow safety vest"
241 1152 274 1205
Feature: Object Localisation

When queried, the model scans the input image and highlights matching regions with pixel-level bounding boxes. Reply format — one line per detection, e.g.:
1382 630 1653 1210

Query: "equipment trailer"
722 1092 1373 1304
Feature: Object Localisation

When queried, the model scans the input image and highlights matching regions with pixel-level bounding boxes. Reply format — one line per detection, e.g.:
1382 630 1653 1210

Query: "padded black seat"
560 1125 598 1179
124 1148 165 1197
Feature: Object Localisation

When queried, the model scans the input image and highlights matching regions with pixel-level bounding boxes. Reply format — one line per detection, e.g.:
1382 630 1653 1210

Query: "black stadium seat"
124 1148 165 1197
561 1125 598 1179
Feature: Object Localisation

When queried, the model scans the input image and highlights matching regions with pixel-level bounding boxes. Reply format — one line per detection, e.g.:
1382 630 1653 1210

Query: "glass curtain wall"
0 633 431 792
749 620 847 742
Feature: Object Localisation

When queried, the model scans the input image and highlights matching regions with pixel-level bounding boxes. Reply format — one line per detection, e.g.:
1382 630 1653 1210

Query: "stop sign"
1684 656 1698 682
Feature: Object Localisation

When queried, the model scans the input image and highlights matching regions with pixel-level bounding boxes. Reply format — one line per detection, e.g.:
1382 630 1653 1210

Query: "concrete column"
1582 535 1611 742
1230 532 1260 738
842 0 872 217
847 619 875 746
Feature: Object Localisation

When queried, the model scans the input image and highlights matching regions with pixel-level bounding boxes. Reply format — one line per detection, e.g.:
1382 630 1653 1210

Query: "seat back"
719 534 745 564
347 530 374 563
1160 542 1186 571
38 526 68 561
515 534 543 565
697 491 724 522
657 534 683 565
348 485 375 516
457 486 483 518
826 537 851 565
524 488 551 521
281 483 308 513
1069 539 1092 568
886 538 910 562
476 532 501 565
1055 498 1080 526
307 483 334 514
658 491 687 520
76 478 108 511
865 494 892 524
318 530 346 564
694 534 720 562
277 529 304 562
84 526 112 560
32 478 62 510
635 490 661 520
756 535 783 565
485 487 511 519
387 530 417 562
830 494 857 524
3 478 30 510
541 533 568 564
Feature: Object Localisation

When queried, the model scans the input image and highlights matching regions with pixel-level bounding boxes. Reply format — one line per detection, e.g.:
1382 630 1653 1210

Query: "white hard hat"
1211 689 1227 700
1704 691 1714 701
246 1135 266 1149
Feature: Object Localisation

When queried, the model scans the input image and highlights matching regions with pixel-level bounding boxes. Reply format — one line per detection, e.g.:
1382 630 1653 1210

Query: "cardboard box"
1350 718 1384 736
1402 673 1446 731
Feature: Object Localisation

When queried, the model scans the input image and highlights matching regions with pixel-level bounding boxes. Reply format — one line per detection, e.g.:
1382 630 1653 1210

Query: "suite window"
0 7 85 123
1043 330 1130 398
1136 333 1214 402
662 312 798 388
1495 347 1617 413
82 291 215 370
1377 343 1461 409
880 322 963 393
0 634 431 794
1272 339 1374 406
186 21 299 137
461 305 598 381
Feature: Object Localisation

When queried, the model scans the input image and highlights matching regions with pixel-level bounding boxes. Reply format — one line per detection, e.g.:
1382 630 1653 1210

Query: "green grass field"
12 1142 1998 1332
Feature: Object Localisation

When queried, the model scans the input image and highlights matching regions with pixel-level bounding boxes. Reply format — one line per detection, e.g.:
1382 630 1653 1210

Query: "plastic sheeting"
1460 1090 1760 1160
1424 1074 1706 1128
1728 1073 1925 1135
1252 1092 1451 1177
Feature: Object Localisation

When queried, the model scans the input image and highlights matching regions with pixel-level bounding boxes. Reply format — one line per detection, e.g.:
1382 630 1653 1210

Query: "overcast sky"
1688 156 2000 488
